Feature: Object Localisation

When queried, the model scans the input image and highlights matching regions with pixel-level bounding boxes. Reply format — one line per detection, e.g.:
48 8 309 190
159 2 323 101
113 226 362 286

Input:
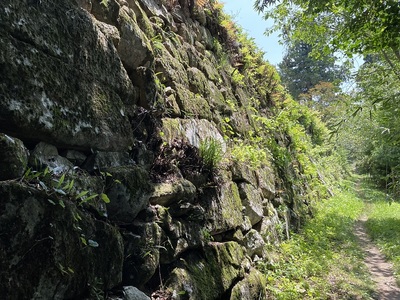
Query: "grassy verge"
360 179 400 285
258 180 375 299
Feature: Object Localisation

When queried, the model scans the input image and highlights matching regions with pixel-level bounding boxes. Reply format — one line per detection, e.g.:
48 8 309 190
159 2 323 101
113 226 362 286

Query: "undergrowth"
259 180 375 299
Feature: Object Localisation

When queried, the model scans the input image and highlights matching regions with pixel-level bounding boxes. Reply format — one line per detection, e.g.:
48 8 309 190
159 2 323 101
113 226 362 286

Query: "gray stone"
258 203 282 244
0 181 124 299
0 0 135 151
82 151 134 171
256 165 276 200
29 142 74 175
123 286 150 300
231 162 257 186
123 222 163 287
105 166 152 223
243 229 265 258
95 19 121 47
76 0 92 12
149 178 196 206
230 269 267 300
0 133 28 180
237 183 264 226
161 118 226 152
118 6 153 70
60 150 87 166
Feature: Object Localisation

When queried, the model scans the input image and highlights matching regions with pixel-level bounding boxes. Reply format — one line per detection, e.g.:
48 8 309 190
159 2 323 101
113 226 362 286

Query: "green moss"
166 242 245 299
174 85 212 120
220 182 243 229
230 269 267 300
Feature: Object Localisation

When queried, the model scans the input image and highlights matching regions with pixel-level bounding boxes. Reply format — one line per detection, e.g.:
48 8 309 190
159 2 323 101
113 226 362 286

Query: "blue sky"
222 1 284 66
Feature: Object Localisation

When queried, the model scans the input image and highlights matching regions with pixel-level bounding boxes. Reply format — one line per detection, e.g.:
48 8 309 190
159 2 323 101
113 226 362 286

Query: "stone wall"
0 0 317 299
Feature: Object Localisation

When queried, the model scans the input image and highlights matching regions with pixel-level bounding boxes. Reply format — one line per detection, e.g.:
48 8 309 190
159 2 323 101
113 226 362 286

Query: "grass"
259 179 376 299
359 179 400 285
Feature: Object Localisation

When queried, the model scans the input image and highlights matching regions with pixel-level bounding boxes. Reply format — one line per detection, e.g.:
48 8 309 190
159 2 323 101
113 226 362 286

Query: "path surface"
354 215 400 299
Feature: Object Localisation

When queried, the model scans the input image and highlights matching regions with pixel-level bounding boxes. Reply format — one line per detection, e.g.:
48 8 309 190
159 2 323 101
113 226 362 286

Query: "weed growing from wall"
199 137 223 170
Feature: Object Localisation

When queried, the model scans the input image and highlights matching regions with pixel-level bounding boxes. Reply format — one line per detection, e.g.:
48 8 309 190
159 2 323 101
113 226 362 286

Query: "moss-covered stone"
0 0 135 151
123 221 163 287
202 182 244 234
165 241 245 299
176 88 212 120
118 6 154 70
149 178 196 206
154 48 189 86
0 133 28 180
0 181 123 299
160 118 225 151
105 166 153 223
91 0 120 26
230 268 267 300
187 67 209 96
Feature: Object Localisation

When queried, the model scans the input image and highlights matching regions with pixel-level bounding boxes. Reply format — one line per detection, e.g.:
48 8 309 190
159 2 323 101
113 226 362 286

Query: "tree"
298 81 348 125
278 42 348 99
254 0 400 63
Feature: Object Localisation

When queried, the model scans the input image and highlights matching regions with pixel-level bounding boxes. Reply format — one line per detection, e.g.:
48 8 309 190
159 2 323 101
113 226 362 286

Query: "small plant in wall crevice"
199 137 223 171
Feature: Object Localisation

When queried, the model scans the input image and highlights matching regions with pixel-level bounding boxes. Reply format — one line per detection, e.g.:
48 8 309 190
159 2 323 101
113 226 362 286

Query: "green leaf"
57 174 65 188
47 199 56 205
100 193 111 204
63 179 74 192
84 194 98 202
75 190 89 200
58 200 65 209
79 193 98 205
80 237 87 246
43 167 50 176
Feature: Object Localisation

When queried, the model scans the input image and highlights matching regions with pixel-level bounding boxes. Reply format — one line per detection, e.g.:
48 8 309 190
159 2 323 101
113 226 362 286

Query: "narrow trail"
354 215 400 299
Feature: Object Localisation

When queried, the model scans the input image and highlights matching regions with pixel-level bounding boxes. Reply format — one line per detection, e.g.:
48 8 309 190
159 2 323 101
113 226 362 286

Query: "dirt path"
354 215 400 299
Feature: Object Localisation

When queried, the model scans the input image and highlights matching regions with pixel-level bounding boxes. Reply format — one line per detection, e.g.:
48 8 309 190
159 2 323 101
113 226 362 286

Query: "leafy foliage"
340 54 400 194
256 0 400 59
279 42 349 99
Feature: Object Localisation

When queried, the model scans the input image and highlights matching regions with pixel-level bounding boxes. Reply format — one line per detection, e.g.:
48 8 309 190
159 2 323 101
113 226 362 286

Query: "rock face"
0 181 123 299
0 0 135 151
0 0 322 299
0 133 28 180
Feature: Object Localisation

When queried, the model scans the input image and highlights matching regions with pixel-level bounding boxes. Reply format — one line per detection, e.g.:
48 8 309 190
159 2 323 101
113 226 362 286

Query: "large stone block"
0 133 28 180
237 182 264 226
105 166 153 223
165 241 246 299
0 0 135 151
230 268 267 300
0 181 124 299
